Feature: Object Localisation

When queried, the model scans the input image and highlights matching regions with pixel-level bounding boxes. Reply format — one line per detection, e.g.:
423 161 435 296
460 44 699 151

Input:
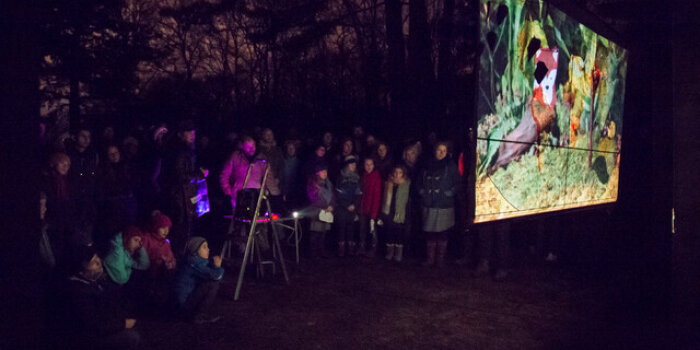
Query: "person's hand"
125 319 136 329
327 206 333 212
200 167 209 178
377 219 384 226
165 259 176 270
212 255 223 268
348 204 355 212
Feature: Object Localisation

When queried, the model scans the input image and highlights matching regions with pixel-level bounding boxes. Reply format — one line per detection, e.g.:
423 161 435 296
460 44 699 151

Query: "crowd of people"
39 121 561 349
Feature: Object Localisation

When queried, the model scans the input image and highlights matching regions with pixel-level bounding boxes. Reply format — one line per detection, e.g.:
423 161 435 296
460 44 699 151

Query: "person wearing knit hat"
172 236 224 324
142 211 176 283
103 226 150 285
334 153 362 256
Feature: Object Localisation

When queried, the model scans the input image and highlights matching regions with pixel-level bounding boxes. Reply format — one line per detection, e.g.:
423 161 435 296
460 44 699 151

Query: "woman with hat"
306 161 335 259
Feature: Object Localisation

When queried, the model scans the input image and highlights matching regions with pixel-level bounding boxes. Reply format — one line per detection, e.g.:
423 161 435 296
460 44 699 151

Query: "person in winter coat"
306 162 335 259
381 165 412 262
374 142 394 181
65 245 140 350
172 236 224 324
103 226 150 286
334 155 362 257
219 136 265 216
98 145 138 250
141 212 176 303
257 128 284 211
281 140 303 210
419 142 461 267
357 157 381 256
160 121 208 254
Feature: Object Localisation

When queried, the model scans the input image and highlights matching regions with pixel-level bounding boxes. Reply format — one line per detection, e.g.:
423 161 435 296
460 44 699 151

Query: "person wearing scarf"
381 165 411 262
334 155 362 257
419 142 460 267
172 236 224 324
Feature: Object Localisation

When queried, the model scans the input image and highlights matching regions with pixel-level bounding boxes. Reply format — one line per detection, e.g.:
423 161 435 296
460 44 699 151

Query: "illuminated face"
83 254 103 280
322 132 333 146
102 127 115 140
366 135 376 146
242 140 256 157
198 241 210 259
315 146 326 158
377 144 387 159
76 130 91 149
404 148 417 165
347 162 357 173
342 140 353 155
56 158 71 176
364 158 374 173
107 146 120 163
179 130 196 146
285 143 297 157
125 235 142 254
262 129 274 144
317 169 328 180
353 126 363 138
158 226 170 239
392 168 405 182
435 145 447 161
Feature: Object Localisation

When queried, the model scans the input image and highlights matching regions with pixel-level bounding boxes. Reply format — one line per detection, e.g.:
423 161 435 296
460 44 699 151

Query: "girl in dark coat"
306 162 335 259
334 155 362 257
419 142 460 267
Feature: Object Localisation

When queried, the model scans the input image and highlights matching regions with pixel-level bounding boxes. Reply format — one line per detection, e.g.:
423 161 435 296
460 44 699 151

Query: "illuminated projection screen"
474 0 627 223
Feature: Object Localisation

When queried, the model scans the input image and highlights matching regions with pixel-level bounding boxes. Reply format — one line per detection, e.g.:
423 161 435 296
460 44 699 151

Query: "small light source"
292 211 299 219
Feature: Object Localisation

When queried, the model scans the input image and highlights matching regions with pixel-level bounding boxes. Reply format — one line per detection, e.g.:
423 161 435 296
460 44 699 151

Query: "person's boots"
473 259 490 277
394 244 404 262
436 240 448 267
356 242 366 256
338 241 346 257
348 241 357 256
422 241 437 266
385 244 395 260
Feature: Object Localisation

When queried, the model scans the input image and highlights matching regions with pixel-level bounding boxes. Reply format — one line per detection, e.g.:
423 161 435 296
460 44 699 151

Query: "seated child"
103 226 150 285
172 236 224 324
65 244 140 350
141 212 176 302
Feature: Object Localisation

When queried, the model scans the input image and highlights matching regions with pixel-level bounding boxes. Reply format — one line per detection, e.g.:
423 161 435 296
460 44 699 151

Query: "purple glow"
195 179 210 217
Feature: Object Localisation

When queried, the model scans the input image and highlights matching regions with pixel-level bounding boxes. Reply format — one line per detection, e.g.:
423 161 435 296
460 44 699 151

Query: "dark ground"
136 244 696 350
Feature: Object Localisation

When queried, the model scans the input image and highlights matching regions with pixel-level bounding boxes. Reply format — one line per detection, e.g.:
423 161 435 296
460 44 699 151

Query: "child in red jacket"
357 158 382 256
141 211 176 302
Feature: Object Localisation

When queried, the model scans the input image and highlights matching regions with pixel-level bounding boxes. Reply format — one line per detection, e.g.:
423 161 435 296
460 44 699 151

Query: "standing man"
257 128 285 212
162 120 208 254
67 125 100 236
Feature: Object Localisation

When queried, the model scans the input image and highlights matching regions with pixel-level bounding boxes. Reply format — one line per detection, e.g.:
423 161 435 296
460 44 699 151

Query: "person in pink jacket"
219 136 266 218
141 211 176 302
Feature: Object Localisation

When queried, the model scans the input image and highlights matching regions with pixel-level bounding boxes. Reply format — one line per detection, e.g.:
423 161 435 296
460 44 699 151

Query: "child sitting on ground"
172 236 224 324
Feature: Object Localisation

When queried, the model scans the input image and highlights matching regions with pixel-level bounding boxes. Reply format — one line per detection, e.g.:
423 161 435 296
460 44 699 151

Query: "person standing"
306 163 335 259
161 121 208 254
419 142 460 267
381 166 411 262
358 158 381 256
334 155 362 257
67 126 100 230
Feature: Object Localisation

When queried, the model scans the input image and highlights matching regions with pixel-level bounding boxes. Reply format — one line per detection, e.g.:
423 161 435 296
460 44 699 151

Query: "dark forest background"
39 0 479 142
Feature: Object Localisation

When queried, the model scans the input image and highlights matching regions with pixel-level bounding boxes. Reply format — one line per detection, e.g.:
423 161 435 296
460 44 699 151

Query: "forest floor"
136 246 691 350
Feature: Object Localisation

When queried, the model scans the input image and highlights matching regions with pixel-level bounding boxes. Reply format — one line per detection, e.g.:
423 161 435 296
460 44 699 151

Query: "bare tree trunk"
407 0 434 131
437 0 455 117
385 0 405 119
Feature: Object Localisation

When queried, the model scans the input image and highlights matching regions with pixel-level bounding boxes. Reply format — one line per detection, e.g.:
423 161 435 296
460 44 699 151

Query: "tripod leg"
234 221 258 301
266 199 290 284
